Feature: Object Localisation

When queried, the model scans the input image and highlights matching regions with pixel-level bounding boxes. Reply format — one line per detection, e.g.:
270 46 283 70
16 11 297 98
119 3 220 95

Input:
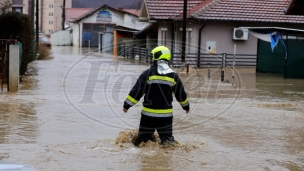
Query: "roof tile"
194 0 304 23
145 0 304 23
146 0 212 19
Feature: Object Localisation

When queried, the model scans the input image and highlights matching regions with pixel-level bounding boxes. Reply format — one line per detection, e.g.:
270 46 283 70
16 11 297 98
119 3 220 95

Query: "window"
49 21 53 25
186 28 192 54
179 28 192 53
49 29 53 33
161 28 167 46
49 13 53 16
49 4 53 8
12 7 23 13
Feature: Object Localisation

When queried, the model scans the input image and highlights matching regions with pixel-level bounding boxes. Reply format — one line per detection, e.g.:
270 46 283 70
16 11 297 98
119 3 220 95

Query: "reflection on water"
0 102 37 144
256 72 304 101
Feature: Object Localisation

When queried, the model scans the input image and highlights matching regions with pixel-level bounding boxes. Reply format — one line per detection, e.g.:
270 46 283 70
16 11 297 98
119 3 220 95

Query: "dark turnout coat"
124 64 189 117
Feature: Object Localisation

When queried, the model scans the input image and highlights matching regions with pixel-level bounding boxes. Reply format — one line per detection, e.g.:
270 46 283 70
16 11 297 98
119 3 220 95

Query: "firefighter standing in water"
123 46 190 146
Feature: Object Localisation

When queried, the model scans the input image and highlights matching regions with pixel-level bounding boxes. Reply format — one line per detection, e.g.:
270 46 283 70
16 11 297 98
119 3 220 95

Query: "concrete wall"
50 30 72 46
9 45 19 92
123 13 148 30
200 22 258 54
23 0 29 14
158 21 259 55
72 23 81 47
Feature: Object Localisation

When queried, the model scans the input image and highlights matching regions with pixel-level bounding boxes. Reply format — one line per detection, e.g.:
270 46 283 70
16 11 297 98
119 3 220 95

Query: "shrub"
0 12 35 75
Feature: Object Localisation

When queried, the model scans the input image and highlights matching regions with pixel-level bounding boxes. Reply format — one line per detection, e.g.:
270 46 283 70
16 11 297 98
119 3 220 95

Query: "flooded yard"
0 46 303 170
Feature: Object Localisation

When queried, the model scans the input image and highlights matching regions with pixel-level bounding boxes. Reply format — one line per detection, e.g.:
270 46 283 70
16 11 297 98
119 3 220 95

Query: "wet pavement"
0 46 304 171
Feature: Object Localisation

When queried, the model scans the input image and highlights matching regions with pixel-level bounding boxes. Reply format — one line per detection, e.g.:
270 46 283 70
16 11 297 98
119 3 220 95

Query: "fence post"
123 44 125 57
222 53 226 68
9 45 19 92
145 48 148 64
139 48 141 61
221 53 226 82
197 53 201 68
132 45 135 59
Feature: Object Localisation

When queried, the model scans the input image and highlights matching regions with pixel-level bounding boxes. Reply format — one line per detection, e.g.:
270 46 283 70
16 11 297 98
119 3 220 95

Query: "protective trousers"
135 113 175 146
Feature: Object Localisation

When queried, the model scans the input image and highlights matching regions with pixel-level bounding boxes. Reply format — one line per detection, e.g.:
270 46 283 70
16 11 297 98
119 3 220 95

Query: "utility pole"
31 0 34 28
181 0 187 69
62 0 66 30
35 0 39 49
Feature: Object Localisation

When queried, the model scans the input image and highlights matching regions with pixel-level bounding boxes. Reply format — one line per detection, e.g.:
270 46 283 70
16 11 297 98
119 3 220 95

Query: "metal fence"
118 45 257 68
0 39 9 91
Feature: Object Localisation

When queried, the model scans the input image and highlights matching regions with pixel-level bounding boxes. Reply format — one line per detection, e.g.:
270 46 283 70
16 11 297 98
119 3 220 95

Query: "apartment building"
10 0 71 36
34 0 71 36
10 0 28 14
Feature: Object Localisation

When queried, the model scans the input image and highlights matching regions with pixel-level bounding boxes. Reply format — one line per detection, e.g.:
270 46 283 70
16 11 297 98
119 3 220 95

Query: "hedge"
0 12 35 75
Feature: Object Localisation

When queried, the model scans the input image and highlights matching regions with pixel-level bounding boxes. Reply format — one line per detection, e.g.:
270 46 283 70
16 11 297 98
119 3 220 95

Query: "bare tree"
0 0 11 14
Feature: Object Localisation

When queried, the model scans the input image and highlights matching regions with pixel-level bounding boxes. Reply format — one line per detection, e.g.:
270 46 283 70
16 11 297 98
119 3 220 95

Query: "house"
138 0 304 78
140 0 304 54
71 4 150 55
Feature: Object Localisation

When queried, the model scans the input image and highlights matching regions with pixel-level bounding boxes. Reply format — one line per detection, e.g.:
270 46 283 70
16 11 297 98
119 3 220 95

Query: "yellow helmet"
151 46 171 61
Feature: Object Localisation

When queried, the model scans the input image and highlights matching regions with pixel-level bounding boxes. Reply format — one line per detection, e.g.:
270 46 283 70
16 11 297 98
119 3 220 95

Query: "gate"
0 39 9 91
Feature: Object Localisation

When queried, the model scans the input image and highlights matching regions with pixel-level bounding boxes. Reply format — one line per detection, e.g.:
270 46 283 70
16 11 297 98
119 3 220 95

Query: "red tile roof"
145 0 304 23
193 0 304 23
146 0 213 19
65 8 93 22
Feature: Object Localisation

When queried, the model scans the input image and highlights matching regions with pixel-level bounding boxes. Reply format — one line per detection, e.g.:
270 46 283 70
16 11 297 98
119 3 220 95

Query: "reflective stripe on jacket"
123 64 189 117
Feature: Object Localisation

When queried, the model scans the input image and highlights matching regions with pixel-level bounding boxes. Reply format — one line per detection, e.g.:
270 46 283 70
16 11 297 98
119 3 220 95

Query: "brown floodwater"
0 46 303 170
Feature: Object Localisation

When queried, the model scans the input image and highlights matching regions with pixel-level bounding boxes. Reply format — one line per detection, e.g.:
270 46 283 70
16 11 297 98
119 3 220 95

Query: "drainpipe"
197 20 207 68
41 0 43 32
79 22 81 48
171 23 176 64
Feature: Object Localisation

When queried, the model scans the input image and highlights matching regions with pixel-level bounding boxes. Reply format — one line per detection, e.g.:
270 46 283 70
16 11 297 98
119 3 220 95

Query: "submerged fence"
118 45 257 68
0 39 9 91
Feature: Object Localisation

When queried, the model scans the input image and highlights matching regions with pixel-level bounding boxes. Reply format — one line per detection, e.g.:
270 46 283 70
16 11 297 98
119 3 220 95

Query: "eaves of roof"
193 0 304 24
72 4 139 23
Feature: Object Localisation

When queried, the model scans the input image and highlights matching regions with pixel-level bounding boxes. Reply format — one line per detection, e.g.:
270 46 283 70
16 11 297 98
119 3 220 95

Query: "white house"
71 4 149 53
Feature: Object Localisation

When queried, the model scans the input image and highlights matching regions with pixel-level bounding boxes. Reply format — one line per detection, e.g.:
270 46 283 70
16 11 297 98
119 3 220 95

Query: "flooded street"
0 46 304 171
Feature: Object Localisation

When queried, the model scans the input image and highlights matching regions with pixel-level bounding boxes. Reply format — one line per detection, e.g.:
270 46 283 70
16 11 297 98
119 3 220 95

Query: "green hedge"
0 12 35 75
